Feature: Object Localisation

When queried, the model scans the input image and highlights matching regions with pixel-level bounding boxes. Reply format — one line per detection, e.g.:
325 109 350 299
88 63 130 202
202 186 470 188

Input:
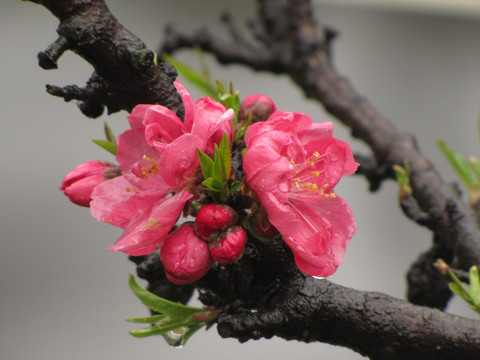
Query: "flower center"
289 151 336 199
140 155 159 179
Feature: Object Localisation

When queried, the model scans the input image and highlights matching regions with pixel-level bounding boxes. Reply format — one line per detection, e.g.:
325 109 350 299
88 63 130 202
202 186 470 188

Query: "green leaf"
469 157 480 181
219 133 232 179
470 266 480 305
235 113 252 141
393 161 411 197
163 54 219 100
92 139 117 155
202 177 223 192
125 314 167 324
128 274 202 317
449 282 469 301
228 181 243 197
103 121 116 143
436 138 476 189
213 144 226 186
129 326 169 338
197 149 214 179
180 324 204 346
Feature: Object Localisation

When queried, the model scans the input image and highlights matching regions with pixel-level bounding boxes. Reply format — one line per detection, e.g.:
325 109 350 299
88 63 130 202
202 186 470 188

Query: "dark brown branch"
28 0 184 118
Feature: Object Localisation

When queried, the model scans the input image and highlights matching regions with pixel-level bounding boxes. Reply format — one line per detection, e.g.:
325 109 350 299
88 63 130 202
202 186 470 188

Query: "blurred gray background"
2 1 480 359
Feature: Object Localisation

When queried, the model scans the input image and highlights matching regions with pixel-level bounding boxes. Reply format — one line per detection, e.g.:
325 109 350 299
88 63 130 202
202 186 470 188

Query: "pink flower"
243 111 358 278
60 160 118 207
160 223 214 285
195 204 237 240
89 81 234 256
239 94 276 123
209 225 247 265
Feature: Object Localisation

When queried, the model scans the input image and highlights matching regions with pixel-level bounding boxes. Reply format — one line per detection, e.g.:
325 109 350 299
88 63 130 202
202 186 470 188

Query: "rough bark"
28 0 184 118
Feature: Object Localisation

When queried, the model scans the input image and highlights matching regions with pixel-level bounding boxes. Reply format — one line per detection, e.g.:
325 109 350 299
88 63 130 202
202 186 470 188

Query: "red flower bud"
60 160 119 207
209 226 247 265
238 94 276 123
195 204 237 240
160 223 214 285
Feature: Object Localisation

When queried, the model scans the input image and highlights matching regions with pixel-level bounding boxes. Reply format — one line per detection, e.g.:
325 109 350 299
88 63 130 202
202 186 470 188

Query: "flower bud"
209 225 247 265
238 94 276 123
160 223 214 285
195 204 237 240
60 160 119 207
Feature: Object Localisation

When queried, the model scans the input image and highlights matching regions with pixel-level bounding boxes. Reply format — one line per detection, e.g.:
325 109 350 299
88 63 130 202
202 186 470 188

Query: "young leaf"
470 266 480 306
219 133 232 179
197 149 214 179
436 137 476 189
103 121 116 143
125 314 167 324
128 274 202 317
393 161 411 198
180 324 204 346
163 54 219 100
235 113 253 141
202 177 223 192
92 139 117 155
228 181 243 197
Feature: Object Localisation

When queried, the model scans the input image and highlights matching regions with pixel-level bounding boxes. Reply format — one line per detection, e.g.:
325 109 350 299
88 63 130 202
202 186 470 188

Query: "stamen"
143 155 158 174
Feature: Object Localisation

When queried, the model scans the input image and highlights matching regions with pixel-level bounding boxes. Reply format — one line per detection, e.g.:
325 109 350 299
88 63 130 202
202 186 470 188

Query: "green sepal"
197 149 214 179
436 137 476 189
163 54 218 100
92 139 117 155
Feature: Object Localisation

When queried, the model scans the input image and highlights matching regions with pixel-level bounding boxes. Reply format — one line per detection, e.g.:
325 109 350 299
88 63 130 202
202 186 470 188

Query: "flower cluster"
61 84 357 283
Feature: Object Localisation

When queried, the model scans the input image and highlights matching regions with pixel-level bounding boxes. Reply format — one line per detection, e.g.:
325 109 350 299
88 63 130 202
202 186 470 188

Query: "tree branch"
27 0 184 118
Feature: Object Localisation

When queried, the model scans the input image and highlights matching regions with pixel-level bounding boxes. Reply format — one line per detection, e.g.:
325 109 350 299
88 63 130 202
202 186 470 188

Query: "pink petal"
116 129 157 173
159 133 205 188
143 105 187 151
108 189 193 256
174 80 196 130
127 105 151 130
90 176 165 228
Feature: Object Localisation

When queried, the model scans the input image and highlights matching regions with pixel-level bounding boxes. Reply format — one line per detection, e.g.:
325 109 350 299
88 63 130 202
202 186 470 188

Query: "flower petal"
174 80 196 130
108 189 193 256
90 176 165 228
159 133 205 188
